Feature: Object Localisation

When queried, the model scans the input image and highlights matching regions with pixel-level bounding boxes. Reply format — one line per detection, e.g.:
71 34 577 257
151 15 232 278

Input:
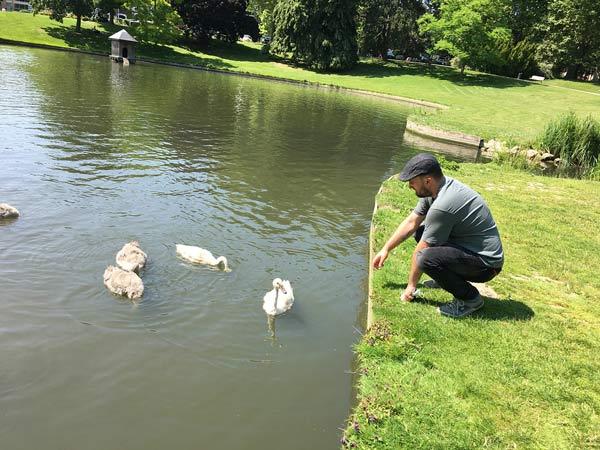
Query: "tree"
125 0 182 43
356 0 425 57
537 0 600 79
271 0 358 71
508 0 548 42
31 0 94 31
418 0 511 73
247 0 278 35
94 0 125 23
487 38 538 77
173 0 251 43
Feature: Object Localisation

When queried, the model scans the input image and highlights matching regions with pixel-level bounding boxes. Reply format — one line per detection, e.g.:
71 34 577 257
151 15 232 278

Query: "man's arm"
372 212 425 269
401 239 430 301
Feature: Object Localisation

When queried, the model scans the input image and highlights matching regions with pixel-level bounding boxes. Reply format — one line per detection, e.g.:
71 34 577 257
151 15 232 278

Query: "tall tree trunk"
76 14 82 32
564 64 578 80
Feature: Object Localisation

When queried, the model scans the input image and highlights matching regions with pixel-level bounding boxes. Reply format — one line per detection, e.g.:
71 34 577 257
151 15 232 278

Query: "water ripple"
0 44 413 450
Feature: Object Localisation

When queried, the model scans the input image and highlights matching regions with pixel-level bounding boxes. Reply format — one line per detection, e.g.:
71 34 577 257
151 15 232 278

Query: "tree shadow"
180 40 273 64
43 24 112 52
347 59 531 90
382 281 534 321
42 25 234 71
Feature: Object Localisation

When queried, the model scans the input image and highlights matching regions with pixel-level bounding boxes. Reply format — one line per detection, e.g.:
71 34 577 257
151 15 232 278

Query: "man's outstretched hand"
401 285 417 302
372 249 389 269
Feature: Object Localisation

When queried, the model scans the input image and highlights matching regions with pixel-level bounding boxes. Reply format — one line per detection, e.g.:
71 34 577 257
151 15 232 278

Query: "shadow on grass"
181 39 272 64
42 25 234 71
43 24 113 52
37 26 532 90
347 59 531 90
383 281 534 321
471 296 534 321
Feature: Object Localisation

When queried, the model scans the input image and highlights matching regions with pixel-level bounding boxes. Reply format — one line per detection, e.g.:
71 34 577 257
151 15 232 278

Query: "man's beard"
415 187 433 198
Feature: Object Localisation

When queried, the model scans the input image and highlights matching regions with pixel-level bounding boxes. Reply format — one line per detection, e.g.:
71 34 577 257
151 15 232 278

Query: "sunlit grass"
545 78 600 95
344 163 600 448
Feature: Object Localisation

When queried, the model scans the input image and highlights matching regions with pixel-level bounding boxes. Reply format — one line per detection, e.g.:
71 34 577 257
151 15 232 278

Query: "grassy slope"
345 163 600 449
545 79 600 95
1 12 600 142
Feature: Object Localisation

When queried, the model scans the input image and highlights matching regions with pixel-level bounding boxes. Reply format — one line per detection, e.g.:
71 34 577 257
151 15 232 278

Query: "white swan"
175 244 230 271
263 278 294 316
103 265 144 300
0 203 19 219
116 240 147 273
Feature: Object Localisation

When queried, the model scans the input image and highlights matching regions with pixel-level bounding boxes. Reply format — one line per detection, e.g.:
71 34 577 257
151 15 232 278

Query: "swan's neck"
216 256 228 270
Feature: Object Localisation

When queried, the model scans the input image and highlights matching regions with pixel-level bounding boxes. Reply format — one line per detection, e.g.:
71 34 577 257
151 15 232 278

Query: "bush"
489 39 538 78
537 112 600 178
271 0 358 71
493 149 532 171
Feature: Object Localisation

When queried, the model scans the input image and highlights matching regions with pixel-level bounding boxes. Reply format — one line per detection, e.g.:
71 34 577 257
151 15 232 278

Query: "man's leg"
416 246 499 317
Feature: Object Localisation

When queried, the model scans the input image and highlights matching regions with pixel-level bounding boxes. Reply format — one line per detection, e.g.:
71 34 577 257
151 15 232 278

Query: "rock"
0 203 19 219
509 145 521 155
540 152 556 162
103 265 144 300
485 139 504 152
526 149 538 160
472 282 499 299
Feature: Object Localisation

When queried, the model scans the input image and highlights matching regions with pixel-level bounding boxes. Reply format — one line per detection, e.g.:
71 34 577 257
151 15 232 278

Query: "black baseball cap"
398 153 441 181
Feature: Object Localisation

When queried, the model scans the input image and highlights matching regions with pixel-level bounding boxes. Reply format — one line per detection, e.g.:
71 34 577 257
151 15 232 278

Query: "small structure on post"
109 29 137 64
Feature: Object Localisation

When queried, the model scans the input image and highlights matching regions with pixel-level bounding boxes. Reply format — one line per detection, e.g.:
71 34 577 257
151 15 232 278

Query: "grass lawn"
545 79 600 95
1 12 599 143
344 163 600 448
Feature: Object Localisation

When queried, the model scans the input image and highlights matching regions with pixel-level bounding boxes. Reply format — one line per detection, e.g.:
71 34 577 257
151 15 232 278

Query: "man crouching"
372 153 504 318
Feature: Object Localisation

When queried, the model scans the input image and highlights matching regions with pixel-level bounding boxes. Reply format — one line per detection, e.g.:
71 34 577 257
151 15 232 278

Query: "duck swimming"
263 278 294 316
103 265 144 300
116 241 147 273
0 203 19 219
175 244 230 271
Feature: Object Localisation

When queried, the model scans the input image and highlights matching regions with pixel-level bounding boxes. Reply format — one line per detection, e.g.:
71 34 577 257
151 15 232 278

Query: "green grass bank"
345 162 600 448
1 12 599 143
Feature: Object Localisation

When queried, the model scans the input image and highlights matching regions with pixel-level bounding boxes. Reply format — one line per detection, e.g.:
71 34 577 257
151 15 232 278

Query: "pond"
0 45 417 450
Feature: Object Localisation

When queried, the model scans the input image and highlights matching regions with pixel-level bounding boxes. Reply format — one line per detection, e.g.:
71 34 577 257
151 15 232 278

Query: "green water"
0 45 416 450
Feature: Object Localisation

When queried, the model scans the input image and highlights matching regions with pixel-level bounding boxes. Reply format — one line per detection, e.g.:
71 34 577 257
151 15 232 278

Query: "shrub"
488 39 538 78
537 112 600 178
493 149 531 171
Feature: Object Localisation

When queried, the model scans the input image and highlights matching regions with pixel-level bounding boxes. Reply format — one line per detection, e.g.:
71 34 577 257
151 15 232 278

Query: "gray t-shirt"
413 176 504 268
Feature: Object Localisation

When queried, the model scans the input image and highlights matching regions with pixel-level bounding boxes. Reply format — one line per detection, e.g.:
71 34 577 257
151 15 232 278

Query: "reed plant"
537 112 600 179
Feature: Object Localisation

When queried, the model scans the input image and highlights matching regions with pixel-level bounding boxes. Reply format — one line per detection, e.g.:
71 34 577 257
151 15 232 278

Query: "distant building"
109 29 137 63
1 0 31 11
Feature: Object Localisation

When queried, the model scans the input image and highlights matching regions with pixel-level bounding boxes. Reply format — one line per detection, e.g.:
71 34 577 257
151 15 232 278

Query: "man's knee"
416 247 436 272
